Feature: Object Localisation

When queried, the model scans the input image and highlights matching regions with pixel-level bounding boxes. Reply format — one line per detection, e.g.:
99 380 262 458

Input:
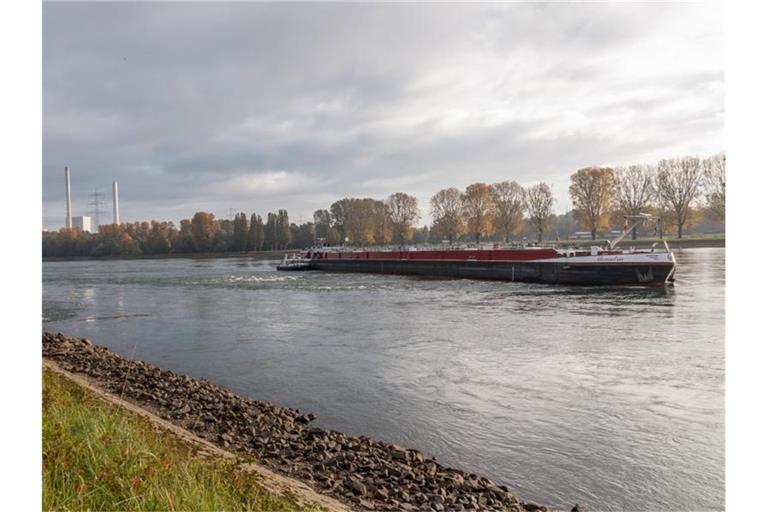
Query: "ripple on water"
42 249 725 511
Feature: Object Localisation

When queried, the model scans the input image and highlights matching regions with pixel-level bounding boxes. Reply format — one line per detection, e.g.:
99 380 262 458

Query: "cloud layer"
43 2 723 228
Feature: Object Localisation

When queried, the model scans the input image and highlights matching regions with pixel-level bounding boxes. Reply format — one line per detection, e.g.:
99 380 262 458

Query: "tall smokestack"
64 166 72 229
112 180 120 224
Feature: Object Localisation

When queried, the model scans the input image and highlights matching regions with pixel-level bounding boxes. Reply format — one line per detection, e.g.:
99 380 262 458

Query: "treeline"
318 152 725 245
569 153 725 240
43 152 725 257
42 210 300 258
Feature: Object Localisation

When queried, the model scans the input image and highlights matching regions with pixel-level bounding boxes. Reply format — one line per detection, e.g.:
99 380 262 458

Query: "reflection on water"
43 248 724 511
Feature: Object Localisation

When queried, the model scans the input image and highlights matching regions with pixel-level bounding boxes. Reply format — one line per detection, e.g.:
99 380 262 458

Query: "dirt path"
44 359 349 512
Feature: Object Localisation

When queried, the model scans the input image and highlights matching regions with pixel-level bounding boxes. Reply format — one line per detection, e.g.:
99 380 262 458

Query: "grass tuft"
43 368 322 511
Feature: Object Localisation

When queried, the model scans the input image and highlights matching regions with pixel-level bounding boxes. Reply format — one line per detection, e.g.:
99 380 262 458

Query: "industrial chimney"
112 180 120 224
64 166 72 229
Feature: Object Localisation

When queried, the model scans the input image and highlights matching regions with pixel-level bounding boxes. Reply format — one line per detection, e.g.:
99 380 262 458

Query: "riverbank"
43 365 336 511
42 249 287 262
42 235 724 262
42 331 557 512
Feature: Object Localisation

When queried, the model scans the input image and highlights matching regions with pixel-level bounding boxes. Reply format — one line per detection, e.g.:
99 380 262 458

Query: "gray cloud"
43 2 723 228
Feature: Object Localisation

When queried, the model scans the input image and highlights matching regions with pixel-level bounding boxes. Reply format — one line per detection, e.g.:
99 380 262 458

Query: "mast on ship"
608 213 655 249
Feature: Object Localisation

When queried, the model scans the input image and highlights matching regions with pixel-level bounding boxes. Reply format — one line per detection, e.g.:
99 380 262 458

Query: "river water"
43 247 724 511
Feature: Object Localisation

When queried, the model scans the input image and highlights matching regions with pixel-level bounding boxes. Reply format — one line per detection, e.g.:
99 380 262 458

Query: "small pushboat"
276 253 312 271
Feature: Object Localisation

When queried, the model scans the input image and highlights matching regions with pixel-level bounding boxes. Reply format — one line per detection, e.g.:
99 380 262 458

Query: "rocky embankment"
43 332 558 512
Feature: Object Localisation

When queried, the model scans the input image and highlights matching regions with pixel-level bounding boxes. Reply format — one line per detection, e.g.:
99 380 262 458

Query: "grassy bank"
42 368 319 511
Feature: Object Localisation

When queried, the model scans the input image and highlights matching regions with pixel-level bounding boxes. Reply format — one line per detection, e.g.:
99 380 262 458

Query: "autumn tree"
655 156 703 239
430 187 465 243
613 165 655 240
190 212 216 252
569 167 615 241
703 152 725 220
491 181 525 243
387 192 420 246
145 221 176 254
461 183 494 243
93 224 139 256
247 214 264 251
525 183 554 242
345 198 378 246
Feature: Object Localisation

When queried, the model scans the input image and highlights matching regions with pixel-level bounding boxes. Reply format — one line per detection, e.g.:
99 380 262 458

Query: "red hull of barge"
302 248 676 286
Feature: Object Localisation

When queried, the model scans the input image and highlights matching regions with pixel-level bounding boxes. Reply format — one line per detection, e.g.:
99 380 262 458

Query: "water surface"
43 247 725 511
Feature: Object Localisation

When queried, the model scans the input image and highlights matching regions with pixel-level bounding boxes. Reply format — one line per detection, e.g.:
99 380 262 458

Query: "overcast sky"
42 2 723 229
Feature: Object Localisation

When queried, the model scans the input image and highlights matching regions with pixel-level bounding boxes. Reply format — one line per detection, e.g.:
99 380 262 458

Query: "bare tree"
569 167 615 241
703 152 725 220
461 183 495 243
614 165 655 240
655 156 704 239
525 183 554 242
430 187 465 244
491 181 526 243
386 192 420 246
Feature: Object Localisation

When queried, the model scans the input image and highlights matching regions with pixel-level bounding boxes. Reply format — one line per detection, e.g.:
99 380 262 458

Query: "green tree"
330 198 353 243
276 210 292 250
313 209 332 240
291 222 316 249
232 212 249 252
326 226 341 246
247 214 264 251
264 213 278 250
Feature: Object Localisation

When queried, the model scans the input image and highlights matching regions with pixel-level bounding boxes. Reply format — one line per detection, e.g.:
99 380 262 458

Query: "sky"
42 2 723 230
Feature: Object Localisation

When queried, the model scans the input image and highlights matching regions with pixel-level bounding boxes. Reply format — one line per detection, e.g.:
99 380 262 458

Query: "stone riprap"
43 331 555 512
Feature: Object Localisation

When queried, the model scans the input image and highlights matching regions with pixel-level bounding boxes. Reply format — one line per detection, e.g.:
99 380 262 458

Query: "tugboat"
276 253 312 271
278 214 676 286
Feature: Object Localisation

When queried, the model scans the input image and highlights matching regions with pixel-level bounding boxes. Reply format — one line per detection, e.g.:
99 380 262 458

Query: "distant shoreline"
42 235 724 262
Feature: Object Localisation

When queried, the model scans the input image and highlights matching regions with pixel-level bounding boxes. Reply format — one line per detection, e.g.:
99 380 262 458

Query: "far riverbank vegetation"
43 153 724 258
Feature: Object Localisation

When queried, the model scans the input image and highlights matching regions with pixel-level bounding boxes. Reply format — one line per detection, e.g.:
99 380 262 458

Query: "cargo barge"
278 216 676 286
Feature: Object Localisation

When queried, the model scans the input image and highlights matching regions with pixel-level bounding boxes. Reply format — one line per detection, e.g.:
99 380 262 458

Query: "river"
42 247 724 511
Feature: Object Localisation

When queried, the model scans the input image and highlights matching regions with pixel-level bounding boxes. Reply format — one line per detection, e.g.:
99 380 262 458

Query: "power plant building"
72 215 93 233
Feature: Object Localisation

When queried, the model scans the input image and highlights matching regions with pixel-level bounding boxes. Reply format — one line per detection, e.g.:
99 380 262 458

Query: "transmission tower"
89 189 105 230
